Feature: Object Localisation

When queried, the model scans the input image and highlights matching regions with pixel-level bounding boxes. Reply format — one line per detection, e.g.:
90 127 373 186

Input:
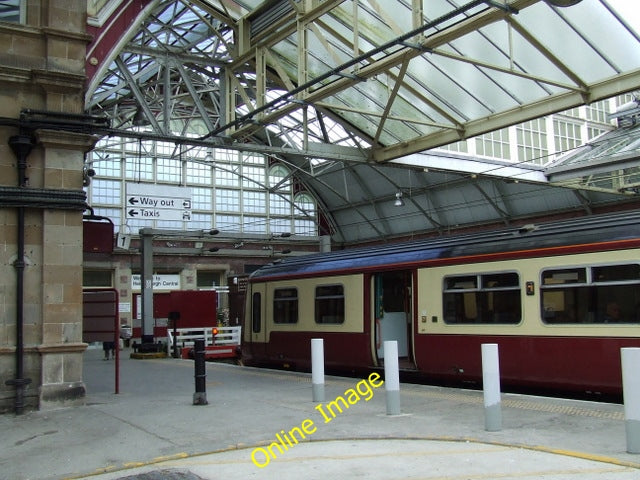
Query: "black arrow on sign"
128 197 139 205
128 209 139 217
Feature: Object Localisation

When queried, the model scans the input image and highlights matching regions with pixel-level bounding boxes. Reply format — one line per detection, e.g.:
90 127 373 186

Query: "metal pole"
193 338 208 405
621 348 640 453
5 134 34 415
482 343 502 431
140 229 154 344
311 338 325 402
169 311 180 358
384 340 401 415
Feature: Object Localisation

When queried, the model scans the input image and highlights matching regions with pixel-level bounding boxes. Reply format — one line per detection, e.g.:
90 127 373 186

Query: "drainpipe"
5 134 35 414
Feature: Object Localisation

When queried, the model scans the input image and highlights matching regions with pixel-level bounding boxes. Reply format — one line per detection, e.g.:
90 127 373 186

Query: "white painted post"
482 343 502 431
384 340 401 415
311 338 325 402
621 348 640 453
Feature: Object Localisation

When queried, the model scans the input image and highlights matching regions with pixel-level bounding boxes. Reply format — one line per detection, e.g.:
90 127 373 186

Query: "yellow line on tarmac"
63 436 640 479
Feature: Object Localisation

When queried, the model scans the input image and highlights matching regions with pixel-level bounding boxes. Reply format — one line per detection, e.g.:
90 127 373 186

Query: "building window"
516 118 548 165
475 128 510 160
125 156 154 181
273 288 298 324
0 1 21 23
587 126 608 141
243 216 266 233
315 284 345 324
94 157 122 177
93 208 121 229
243 190 266 213
215 164 239 187
188 213 212 230
443 272 521 324
541 264 640 324
216 214 241 231
585 100 610 124
437 140 468 154
553 119 582 155
88 138 318 235
186 161 212 184
192 187 212 210
156 157 181 183
242 165 265 188
197 271 221 288
83 270 113 287
270 217 292 233
270 193 291 216
295 219 316 236
269 165 291 190
91 179 121 205
216 188 240 212
294 193 316 217
252 292 261 333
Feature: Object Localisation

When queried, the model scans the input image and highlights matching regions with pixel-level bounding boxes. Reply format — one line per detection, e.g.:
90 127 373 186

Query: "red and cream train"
242 211 640 398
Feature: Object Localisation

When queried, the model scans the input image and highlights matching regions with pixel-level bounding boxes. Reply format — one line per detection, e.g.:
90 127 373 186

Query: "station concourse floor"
2 346 640 480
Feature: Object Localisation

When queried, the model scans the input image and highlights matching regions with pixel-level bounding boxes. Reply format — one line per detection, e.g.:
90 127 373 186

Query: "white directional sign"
126 183 192 221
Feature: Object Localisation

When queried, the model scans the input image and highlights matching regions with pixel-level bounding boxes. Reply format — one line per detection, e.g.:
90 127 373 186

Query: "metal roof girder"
546 150 640 181
373 57 411 146
506 17 587 91
113 57 165 134
219 0 530 140
371 69 640 163
171 58 217 132
390 152 548 183
471 180 512 223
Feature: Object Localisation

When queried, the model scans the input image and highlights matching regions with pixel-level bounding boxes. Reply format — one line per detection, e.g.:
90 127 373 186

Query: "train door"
246 283 268 361
373 271 415 369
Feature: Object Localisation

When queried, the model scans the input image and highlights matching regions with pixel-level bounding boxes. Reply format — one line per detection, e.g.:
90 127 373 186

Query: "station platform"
2 346 640 480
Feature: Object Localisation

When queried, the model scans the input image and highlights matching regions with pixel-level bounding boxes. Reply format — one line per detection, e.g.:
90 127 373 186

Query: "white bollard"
384 340 401 415
311 338 325 402
482 343 502 431
621 348 640 453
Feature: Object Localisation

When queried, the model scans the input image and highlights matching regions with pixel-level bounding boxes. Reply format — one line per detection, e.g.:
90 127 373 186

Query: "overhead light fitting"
394 192 405 207
132 106 149 127
544 0 582 6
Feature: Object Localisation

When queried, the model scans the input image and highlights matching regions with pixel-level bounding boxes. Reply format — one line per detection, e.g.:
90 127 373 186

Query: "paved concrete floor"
1 345 639 480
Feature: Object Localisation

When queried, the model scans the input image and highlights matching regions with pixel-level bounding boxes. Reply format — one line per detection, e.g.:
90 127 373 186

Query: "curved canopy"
85 0 640 244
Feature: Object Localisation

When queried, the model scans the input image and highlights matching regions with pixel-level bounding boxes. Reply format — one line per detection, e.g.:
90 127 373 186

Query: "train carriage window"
541 264 640 324
315 284 345 324
443 272 521 324
593 264 640 283
252 292 261 333
273 288 298 324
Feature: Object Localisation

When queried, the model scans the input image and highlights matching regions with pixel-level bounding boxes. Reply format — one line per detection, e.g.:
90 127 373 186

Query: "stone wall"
0 1 94 413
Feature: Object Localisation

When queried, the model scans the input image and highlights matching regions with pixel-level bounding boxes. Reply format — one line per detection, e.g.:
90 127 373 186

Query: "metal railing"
167 326 241 356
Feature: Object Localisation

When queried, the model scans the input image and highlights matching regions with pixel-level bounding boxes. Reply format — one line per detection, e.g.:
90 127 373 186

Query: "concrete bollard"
621 348 640 453
193 338 208 405
482 343 501 431
311 338 325 402
384 340 401 415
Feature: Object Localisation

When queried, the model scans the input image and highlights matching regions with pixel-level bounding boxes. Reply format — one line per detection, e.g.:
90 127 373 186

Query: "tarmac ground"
1 345 640 480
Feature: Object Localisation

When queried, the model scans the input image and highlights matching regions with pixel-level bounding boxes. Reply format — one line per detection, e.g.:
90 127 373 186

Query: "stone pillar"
36 131 97 409
0 1 95 413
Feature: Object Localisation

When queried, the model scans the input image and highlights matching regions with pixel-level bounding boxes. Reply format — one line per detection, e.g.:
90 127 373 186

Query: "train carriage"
242 211 640 398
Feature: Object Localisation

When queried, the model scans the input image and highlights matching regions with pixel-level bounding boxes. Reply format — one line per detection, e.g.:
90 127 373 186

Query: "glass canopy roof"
84 0 640 243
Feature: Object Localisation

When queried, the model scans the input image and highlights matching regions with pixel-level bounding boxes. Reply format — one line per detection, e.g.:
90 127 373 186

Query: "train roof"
250 210 640 281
